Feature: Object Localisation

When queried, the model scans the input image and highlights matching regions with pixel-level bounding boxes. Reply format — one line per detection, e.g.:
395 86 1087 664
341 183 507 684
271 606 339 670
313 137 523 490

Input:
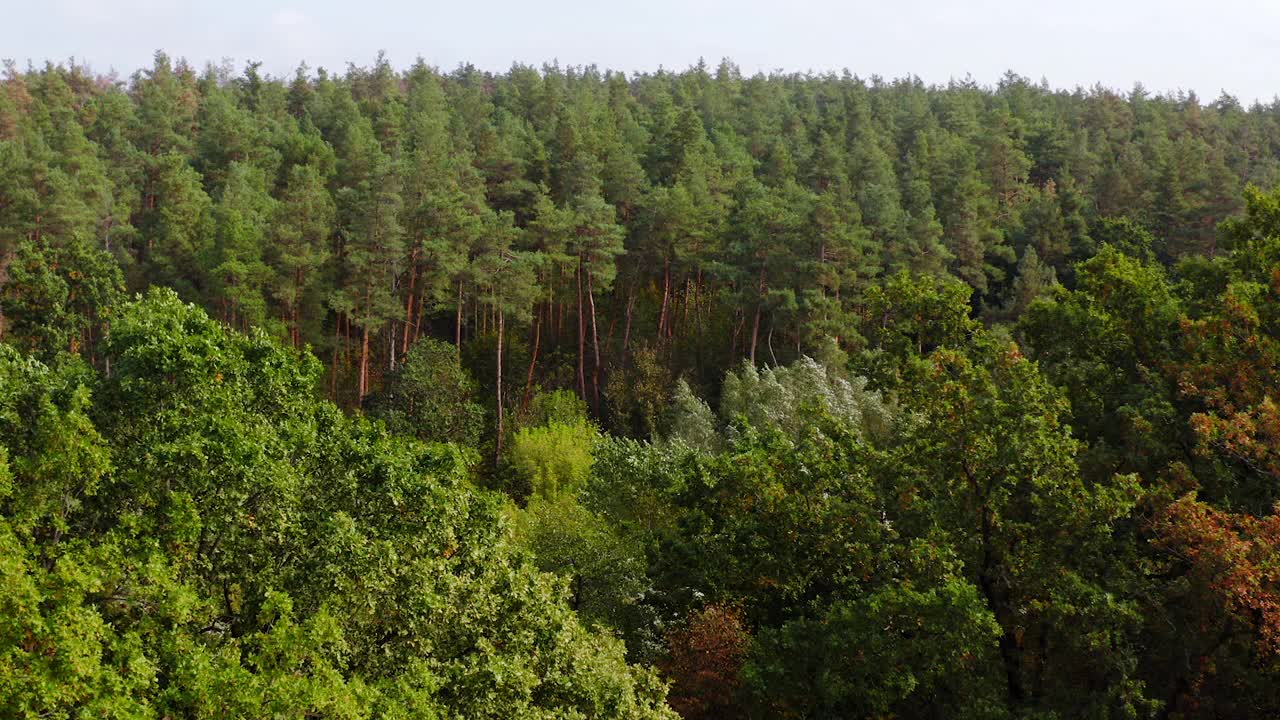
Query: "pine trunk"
621 288 635 365
344 313 352 363
658 259 671 338
292 267 303 348
330 318 341 398
402 250 418 356
749 303 762 365
359 325 370 407
730 308 743 363
576 263 587 401
587 270 602 412
389 321 396 371
496 312 505 462
455 279 464 349
414 287 427 344
523 306 542 412
749 265 767 365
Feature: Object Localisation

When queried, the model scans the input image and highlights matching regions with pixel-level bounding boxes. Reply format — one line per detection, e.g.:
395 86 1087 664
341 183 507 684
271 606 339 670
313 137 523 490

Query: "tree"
726 180 812 365
662 604 750 720
400 69 484 355
367 337 485 446
1013 181 1072 273
270 163 335 348
1148 494 1280 717
509 418 598 499
0 238 122 361
887 334 1147 715
717 357 892 441
514 493 654 649
136 152 214 300
0 288 678 719
568 193 626 408
1016 245 1184 480
209 161 275 329
333 136 404 404
997 244 1057 319
930 129 1009 295
471 210 538 459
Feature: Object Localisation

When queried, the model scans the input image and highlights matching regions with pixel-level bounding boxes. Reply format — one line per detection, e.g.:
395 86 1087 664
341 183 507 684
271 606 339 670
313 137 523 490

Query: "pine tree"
271 162 335 347
333 133 404 405
471 210 538 459
137 152 215 300
999 245 1058 319
569 192 625 408
400 70 484 355
209 162 275 330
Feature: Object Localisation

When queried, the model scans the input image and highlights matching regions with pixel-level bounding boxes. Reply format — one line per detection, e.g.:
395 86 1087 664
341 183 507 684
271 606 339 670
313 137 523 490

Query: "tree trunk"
749 265 767 365
414 284 427 344
455 279 464 350
749 302 762 365
496 312 505 463
621 287 635 361
658 258 671 338
576 263 587 401
523 305 542 412
587 270 602 412
679 273 691 339
730 307 744 362
292 267 303 348
344 313 352 363
389 321 396 372
402 250 418 357
330 317 341 398
358 325 370 407
558 292 566 350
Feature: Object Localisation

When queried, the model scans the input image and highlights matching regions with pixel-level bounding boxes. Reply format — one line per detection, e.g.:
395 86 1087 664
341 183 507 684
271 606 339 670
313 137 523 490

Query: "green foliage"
0 345 109 538
649 417 1008 715
509 419 598 499
661 379 720 452
718 357 893 442
1017 246 1185 479
0 290 675 719
513 494 655 650
996 244 1057 319
1094 215 1160 262
0 237 123 360
605 345 673 439
523 388 590 427
2 57 1269 419
888 334 1149 714
856 270 979 388
271 162 336 346
10 56 1280 720
139 151 216 299
368 337 484 445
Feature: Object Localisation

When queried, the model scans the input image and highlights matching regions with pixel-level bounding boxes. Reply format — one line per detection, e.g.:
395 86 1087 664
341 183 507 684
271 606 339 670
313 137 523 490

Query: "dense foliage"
4 55 1279 415
0 289 673 718
7 54 1280 717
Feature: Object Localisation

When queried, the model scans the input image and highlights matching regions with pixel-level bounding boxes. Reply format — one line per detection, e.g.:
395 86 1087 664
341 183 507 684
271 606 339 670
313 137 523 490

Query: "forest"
4 52 1280 717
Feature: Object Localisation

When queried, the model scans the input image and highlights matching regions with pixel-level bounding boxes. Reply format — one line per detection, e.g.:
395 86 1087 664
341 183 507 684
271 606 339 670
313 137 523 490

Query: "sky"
7 0 1280 102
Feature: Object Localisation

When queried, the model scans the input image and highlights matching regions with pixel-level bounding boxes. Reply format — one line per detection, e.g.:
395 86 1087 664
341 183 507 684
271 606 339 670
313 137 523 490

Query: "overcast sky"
7 0 1280 102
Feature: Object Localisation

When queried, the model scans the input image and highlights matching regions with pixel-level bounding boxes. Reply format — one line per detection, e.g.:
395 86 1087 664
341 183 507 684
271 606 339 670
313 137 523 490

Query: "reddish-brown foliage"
663 604 751 720
1154 496 1280 656
1176 282 1280 479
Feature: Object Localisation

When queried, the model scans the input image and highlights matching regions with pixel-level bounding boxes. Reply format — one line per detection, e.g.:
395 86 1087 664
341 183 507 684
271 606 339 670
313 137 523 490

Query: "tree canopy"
6 55 1280 718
